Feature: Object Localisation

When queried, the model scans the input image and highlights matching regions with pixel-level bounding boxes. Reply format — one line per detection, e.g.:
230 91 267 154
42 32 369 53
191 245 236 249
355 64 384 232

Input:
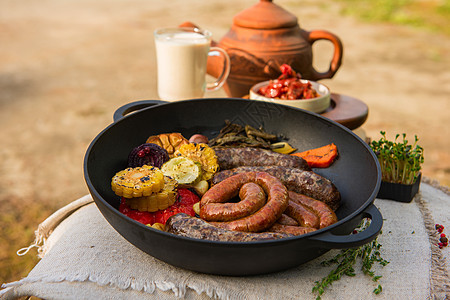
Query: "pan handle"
113 100 167 122
307 204 383 248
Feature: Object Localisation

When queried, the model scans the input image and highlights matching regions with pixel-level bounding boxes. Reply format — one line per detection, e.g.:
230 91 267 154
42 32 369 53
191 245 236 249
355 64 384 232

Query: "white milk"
155 31 210 101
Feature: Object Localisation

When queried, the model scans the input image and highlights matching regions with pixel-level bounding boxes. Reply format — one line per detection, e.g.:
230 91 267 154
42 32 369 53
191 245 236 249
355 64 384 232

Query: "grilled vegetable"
128 143 170 168
193 202 200 215
148 223 165 231
126 176 178 212
291 143 338 168
146 133 189 158
270 142 297 154
161 156 202 185
188 180 209 196
111 165 165 198
174 143 219 181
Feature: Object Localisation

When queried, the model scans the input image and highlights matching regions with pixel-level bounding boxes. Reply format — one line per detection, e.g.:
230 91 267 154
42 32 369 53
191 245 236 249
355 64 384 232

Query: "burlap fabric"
1 180 449 299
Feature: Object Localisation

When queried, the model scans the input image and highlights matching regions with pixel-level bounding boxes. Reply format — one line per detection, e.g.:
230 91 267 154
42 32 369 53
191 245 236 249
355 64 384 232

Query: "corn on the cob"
174 143 219 181
126 176 178 212
111 165 165 198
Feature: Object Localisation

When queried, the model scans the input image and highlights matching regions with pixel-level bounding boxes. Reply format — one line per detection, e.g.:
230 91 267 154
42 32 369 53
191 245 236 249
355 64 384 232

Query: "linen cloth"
1 180 449 300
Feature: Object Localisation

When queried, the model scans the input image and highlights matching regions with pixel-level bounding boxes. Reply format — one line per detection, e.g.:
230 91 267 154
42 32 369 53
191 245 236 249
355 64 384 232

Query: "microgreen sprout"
370 131 424 184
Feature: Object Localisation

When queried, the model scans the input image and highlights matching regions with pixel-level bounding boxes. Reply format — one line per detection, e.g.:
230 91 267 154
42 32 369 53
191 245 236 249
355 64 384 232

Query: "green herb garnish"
370 131 424 184
312 219 389 299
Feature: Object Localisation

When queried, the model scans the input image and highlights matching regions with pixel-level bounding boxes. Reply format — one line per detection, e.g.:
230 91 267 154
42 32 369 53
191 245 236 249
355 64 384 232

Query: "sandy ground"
0 0 449 283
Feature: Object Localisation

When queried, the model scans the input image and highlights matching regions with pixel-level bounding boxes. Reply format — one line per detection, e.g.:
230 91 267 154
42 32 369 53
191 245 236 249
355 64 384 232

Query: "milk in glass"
155 31 210 100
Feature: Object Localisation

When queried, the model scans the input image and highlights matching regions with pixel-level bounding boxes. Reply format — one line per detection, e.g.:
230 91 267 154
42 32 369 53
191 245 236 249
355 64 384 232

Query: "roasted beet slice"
128 143 169 168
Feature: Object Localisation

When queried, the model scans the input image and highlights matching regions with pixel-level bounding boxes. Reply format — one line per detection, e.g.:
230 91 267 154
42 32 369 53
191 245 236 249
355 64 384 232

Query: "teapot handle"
306 30 343 80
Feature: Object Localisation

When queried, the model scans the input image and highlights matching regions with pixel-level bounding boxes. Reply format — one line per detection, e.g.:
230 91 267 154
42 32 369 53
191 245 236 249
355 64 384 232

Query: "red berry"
440 233 446 238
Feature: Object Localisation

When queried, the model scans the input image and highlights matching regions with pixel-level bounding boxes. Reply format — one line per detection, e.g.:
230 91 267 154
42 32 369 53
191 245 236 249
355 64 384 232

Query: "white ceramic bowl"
249 80 331 113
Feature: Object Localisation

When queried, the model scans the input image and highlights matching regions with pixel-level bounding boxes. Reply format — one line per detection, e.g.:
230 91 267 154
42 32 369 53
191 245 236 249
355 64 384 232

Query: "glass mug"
154 27 230 101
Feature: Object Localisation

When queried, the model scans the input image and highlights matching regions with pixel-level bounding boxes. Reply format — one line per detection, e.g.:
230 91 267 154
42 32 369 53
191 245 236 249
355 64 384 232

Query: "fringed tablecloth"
1 178 449 300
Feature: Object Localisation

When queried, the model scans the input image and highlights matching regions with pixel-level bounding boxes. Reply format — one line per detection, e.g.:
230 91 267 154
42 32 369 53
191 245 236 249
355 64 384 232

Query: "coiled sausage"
201 171 289 232
267 224 317 236
284 200 319 228
288 191 337 229
212 166 341 211
200 182 266 222
276 214 299 226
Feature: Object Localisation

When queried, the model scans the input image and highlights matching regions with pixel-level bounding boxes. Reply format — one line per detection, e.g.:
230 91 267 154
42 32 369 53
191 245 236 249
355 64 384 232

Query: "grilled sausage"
288 191 338 229
212 166 340 211
201 171 289 232
276 214 299 226
284 200 319 228
166 213 291 241
267 224 317 236
200 182 266 222
214 147 310 171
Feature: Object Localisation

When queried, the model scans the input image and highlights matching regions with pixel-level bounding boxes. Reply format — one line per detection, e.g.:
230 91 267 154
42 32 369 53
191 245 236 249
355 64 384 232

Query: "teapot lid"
233 0 298 29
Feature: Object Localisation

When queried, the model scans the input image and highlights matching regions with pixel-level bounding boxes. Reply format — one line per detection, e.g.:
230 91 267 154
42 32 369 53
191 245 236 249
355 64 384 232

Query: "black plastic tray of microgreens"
370 131 424 203
377 172 421 203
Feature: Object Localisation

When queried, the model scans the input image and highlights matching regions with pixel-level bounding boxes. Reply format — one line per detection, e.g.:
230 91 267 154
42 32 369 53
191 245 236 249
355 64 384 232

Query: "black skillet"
84 98 382 276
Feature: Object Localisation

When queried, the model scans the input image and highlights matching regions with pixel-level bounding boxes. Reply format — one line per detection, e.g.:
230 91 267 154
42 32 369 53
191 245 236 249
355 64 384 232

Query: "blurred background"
1 0 449 285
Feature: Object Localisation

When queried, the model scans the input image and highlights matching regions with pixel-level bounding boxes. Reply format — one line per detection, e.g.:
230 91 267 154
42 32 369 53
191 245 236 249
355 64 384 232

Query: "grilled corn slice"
174 143 219 181
127 176 178 212
111 165 165 198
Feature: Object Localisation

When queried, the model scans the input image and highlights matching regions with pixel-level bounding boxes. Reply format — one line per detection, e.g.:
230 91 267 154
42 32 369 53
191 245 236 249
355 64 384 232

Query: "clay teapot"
180 0 343 97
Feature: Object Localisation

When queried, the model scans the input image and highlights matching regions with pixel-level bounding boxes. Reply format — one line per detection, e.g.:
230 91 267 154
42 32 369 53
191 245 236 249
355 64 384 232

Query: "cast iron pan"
84 98 382 276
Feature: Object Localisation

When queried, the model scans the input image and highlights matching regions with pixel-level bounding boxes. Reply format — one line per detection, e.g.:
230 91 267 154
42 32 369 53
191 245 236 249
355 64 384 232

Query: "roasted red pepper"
119 188 199 225
258 64 319 100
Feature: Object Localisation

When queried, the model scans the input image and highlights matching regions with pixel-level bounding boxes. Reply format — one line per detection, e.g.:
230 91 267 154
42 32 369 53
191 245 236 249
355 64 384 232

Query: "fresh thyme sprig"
370 131 424 185
312 219 389 299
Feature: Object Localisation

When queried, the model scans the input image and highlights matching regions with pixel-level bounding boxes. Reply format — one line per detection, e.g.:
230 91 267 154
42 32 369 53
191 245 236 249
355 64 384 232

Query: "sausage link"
166 213 291 241
214 147 310 171
200 182 266 222
267 224 317 236
202 171 289 232
284 200 319 228
212 166 340 211
288 191 338 229
276 214 299 226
